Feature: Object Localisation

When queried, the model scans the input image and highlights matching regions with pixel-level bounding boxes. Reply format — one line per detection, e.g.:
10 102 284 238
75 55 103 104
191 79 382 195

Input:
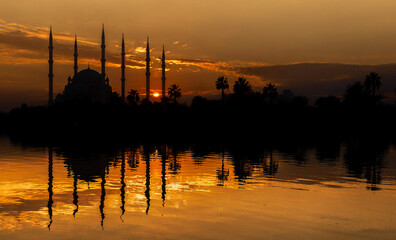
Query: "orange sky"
2 0 396 110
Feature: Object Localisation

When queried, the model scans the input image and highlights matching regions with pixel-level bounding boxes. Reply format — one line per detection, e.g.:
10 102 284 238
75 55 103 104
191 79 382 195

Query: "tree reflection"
263 148 278 177
169 146 181 175
127 147 140 171
216 145 229 186
34 136 396 231
344 136 388 191
315 137 341 164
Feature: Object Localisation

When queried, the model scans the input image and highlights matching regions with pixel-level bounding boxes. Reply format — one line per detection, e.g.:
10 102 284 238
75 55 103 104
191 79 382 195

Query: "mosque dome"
73 68 103 84
61 68 112 103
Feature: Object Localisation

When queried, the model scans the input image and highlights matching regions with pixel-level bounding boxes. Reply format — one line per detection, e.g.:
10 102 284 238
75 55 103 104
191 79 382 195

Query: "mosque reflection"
44 136 391 229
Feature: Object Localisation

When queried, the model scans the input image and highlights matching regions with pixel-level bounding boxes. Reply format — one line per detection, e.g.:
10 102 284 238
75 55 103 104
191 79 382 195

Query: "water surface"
0 136 395 239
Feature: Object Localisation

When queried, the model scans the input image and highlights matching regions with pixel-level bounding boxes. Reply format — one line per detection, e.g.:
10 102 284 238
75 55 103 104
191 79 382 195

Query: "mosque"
47 26 166 105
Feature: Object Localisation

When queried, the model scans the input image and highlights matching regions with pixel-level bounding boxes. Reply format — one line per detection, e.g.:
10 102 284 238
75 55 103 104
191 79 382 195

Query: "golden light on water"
0 136 395 239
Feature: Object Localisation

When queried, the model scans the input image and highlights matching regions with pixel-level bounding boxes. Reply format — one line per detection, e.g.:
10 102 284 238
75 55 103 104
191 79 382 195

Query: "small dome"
74 68 102 83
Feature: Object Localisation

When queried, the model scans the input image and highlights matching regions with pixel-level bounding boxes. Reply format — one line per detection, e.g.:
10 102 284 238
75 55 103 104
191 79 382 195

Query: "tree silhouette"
127 89 140 106
110 92 123 105
233 77 252 95
364 72 381 97
215 76 229 104
263 82 278 105
315 96 340 113
344 82 365 105
168 84 182 103
364 72 382 104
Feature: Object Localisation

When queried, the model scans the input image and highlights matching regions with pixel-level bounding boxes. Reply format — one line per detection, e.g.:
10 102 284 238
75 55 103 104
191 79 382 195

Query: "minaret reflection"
72 174 79 217
120 148 126 220
144 146 151 215
99 174 106 229
160 145 167 207
47 146 54 230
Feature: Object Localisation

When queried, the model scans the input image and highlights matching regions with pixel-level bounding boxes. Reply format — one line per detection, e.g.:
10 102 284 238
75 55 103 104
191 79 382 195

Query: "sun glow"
153 93 160 98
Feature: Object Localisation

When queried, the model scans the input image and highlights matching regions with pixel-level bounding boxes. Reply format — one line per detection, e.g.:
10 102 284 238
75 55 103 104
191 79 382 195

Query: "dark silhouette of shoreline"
2 73 396 142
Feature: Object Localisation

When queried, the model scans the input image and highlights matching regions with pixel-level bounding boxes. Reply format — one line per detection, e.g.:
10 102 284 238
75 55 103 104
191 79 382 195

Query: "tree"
293 96 309 107
127 89 140 106
215 76 229 103
233 77 252 96
315 96 340 113
345 82 364 101
110 92 123 105
364 72 381 98
168 84 182 103
364 72 382 104
191 96 208 111
344 73 383 108
263 82 278 105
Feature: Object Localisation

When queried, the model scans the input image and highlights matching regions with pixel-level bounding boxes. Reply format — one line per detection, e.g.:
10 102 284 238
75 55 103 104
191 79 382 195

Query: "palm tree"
233 77 252 95
168 84 181 103
215 76 229 104
364 72 381 98
263 82 278 105
127 89 140 105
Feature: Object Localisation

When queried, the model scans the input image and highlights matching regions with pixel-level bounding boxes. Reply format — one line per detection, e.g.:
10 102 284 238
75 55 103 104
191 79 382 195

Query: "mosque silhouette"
47 26 166 105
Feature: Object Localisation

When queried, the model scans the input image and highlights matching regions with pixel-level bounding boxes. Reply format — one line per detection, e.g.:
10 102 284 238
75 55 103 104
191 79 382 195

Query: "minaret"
48 26 54 106
101 24 106 78
121 34 126 101
161 45 166 98
145 37 150 100
73 35 78 76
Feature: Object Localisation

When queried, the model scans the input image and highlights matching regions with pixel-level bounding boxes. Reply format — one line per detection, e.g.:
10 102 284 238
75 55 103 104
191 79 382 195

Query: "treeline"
1 72 396 139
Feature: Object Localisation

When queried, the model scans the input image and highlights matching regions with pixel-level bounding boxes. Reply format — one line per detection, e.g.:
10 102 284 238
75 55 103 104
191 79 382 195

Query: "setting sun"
153 93 160 98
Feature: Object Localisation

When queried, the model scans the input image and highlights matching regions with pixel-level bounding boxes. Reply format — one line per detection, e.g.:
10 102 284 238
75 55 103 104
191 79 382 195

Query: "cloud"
0 19 265 79
0 19 150 71
1 19 396 110
134 47 145 53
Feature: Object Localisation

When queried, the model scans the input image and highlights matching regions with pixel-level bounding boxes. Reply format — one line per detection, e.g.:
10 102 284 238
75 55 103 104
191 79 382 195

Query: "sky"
1 0 396 110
